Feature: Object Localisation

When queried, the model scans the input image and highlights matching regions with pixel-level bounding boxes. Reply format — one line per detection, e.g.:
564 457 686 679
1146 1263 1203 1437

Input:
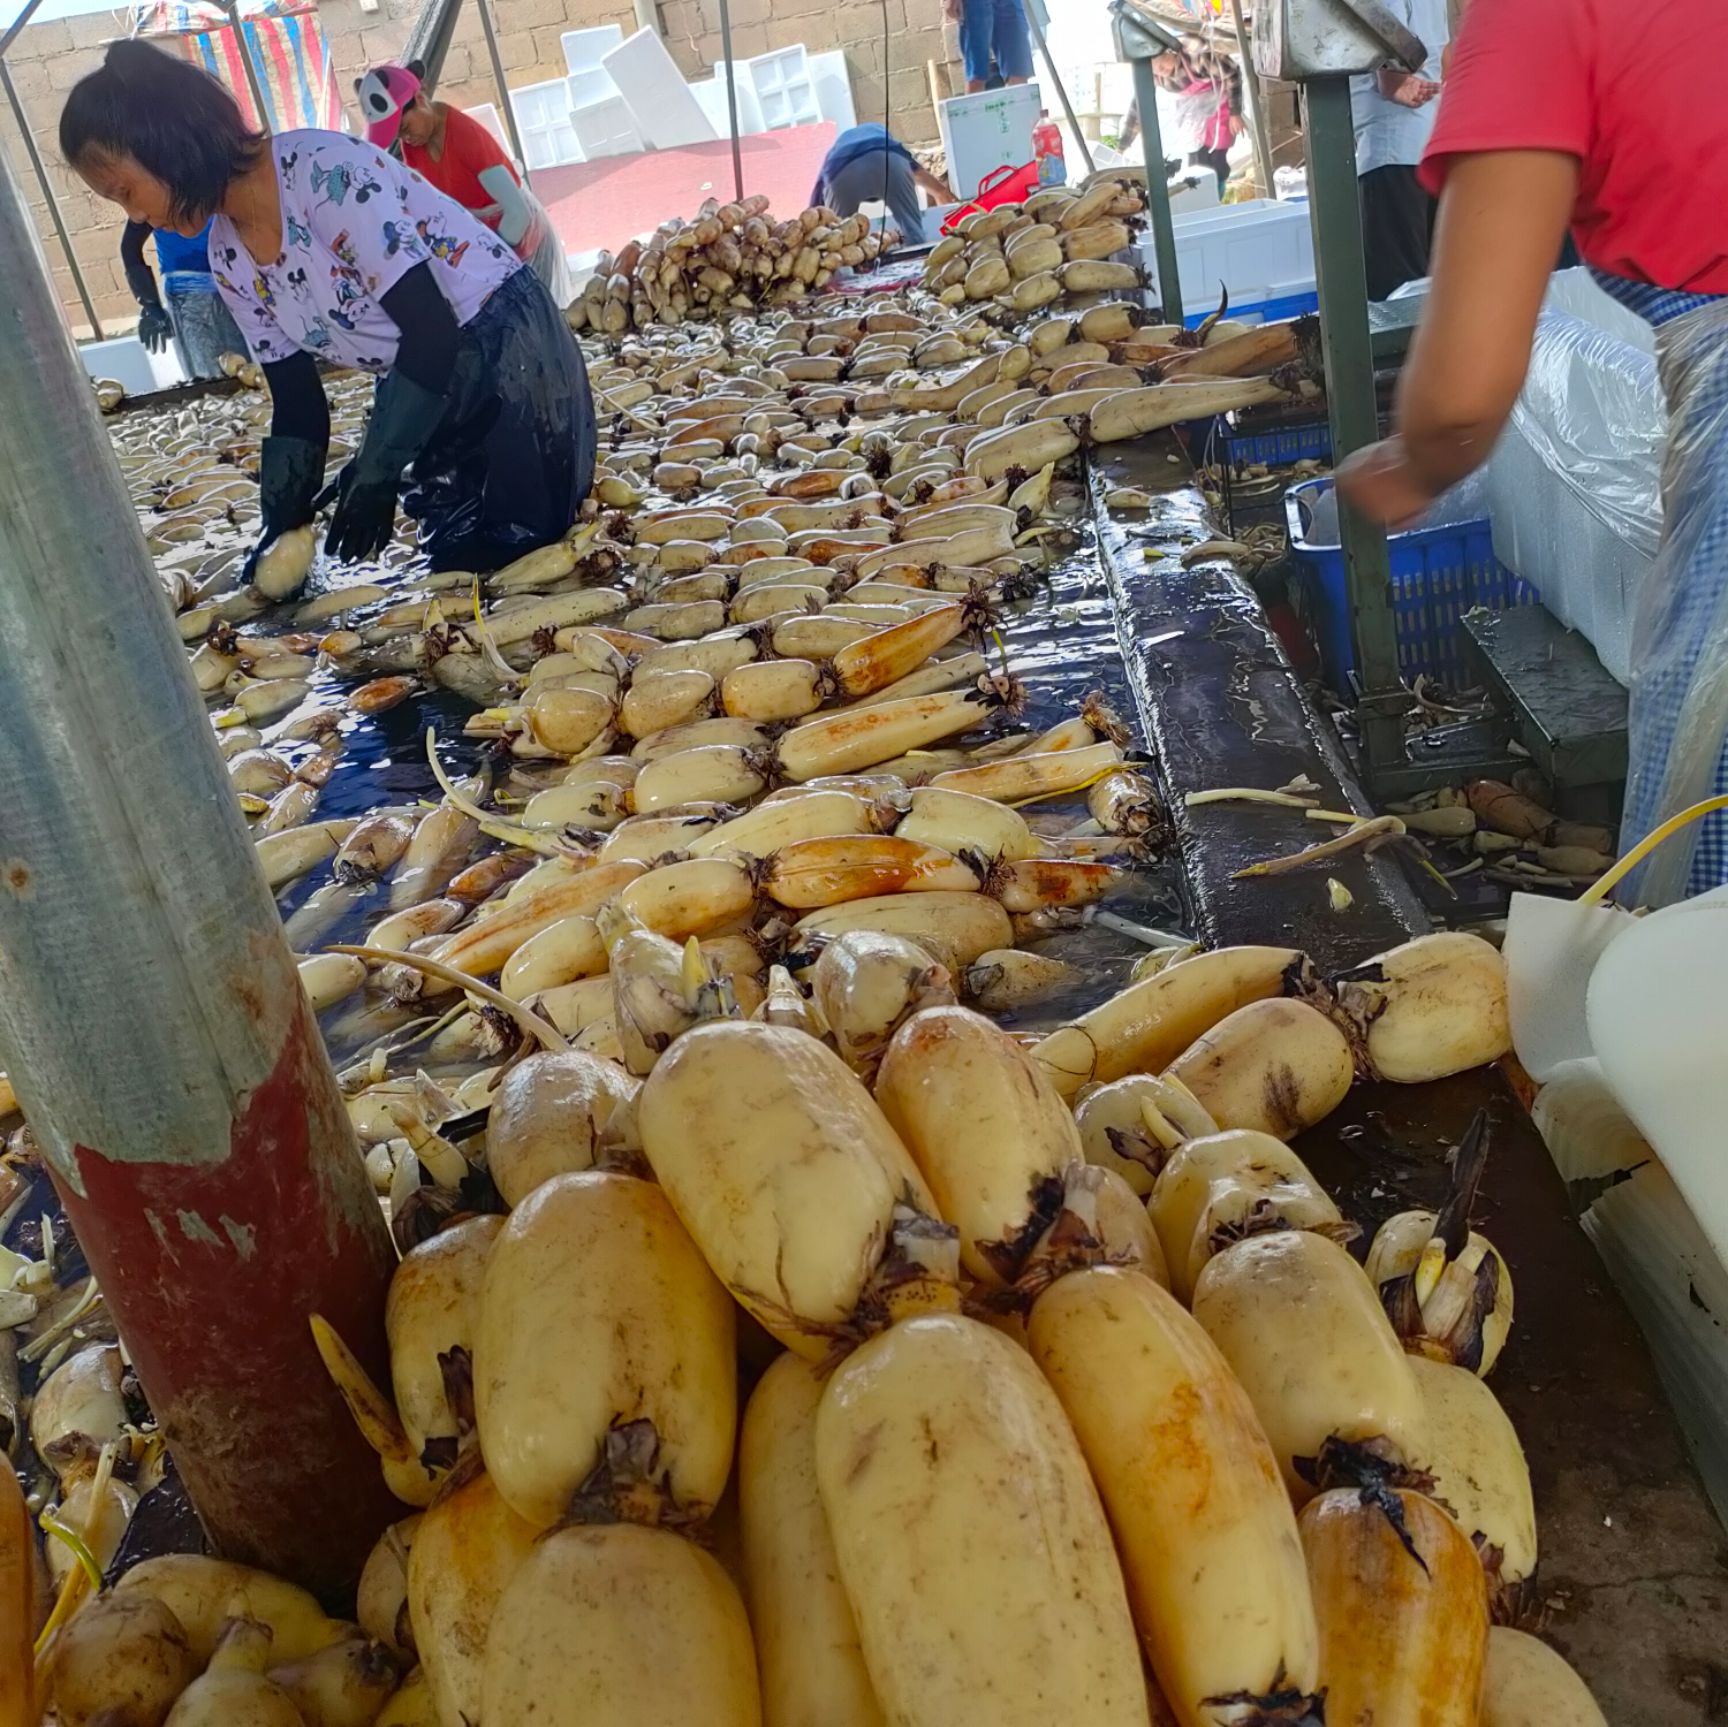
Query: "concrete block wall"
0 0 961 336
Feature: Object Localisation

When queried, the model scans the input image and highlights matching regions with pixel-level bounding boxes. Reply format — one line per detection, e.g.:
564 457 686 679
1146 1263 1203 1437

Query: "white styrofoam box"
561 24 624 76
567 67 617 111
742 45 820 130
1169 174 1220 214
693 64 766 136
1135 198 1316 323
938 84 1042 203
603 28 717 148
512 80 583 171
807 50 855 130
464 103 510 153
570 91 645 161
79 334 187 395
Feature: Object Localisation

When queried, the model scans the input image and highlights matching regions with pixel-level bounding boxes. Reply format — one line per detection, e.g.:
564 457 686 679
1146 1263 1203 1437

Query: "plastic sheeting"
1481 272 1663 688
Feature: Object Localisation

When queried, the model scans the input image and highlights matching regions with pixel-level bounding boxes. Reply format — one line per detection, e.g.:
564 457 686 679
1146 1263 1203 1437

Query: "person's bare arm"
1338 149 1578 524
913 165 954 203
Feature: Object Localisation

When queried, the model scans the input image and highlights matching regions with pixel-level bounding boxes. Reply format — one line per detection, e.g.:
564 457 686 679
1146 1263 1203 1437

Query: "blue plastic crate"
1285 476 1539 695
1181 413 1333 469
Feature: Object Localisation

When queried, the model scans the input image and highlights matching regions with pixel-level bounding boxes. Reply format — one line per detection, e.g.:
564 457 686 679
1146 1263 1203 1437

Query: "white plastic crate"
808 50 856 129
464 102 510 153
603 28 717 148
79 334 187 394
511 79 582 170
561 25 623 77
742 45 820 130
567 67 616 111
692 63 766 136
569 91 645 160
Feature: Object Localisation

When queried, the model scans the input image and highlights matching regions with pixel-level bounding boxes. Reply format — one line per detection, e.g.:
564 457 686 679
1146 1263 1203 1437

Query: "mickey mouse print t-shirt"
209 129 520 374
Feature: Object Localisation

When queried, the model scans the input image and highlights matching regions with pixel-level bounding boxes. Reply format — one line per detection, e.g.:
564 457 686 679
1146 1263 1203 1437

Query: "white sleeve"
477 163 533 249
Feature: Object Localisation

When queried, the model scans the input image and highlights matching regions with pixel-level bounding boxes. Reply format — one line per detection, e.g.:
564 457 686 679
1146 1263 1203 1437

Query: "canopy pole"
0 141 398 1600
716 0 745 203
0 64 104 338
474 0 528 169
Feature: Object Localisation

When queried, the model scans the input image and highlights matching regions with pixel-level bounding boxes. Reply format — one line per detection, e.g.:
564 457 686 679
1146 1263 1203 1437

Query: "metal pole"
223 2 273 131
1021 0 1095 176
0 0 47 66
1129 55 1181 324
474 0 528 171
715 0 745 205
1226 0 1276 197
0 146 398 1598
1302 76 1404 778
1 65 104 339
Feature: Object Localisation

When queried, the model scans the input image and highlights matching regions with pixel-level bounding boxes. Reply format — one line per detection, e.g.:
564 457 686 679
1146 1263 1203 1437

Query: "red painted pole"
0 148 398 1600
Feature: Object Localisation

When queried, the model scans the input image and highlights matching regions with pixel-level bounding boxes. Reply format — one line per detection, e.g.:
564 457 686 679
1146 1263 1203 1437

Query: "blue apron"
1591 268 1728 903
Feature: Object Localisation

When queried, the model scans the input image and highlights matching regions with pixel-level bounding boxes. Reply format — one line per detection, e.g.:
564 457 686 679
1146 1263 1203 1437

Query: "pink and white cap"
358 63 421 150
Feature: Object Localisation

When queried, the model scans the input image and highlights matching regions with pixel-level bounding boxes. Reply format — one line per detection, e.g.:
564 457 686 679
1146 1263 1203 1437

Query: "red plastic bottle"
1032 112 1066 188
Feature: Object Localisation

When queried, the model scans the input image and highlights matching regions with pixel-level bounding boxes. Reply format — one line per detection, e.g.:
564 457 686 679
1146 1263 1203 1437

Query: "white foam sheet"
1587 895 1728 1267
693 64 765 136
569 91 644 161
807 51 855 129
561 24 624 77
602 27 718 149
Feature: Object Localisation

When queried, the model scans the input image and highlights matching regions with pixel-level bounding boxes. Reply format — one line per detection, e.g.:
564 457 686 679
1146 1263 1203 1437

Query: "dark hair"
59 39 266 226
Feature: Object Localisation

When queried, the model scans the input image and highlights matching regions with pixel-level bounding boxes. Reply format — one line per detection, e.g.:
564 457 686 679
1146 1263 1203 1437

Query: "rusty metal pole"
0 141 397 1600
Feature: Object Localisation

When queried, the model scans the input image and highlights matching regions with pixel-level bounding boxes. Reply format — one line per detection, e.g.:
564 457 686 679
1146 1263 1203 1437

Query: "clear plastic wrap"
1618 297 1728 903
1483 280 1663 686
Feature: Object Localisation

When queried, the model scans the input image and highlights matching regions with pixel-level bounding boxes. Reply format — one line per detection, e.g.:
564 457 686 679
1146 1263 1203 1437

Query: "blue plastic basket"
1181 413 1333 469
1285 477 1539 694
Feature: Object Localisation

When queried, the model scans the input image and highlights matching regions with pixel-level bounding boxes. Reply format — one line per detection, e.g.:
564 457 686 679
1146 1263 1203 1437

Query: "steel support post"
1128 55 1182 324
1022 0 1095 177
1301 75 1405 779
716 0 745 204
475 0 528 170
1 65 104 338
0 146 397 1599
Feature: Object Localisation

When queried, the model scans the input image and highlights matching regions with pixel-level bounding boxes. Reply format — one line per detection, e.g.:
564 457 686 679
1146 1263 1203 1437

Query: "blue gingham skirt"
1593 269 1728 902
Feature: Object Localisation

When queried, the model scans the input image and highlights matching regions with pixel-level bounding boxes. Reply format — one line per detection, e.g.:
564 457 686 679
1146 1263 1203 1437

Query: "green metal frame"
1128 56 1183 326
1301 76 1407 785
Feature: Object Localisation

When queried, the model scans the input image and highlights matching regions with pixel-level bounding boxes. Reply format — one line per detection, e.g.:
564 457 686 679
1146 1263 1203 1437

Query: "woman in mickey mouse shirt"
60 39 596 573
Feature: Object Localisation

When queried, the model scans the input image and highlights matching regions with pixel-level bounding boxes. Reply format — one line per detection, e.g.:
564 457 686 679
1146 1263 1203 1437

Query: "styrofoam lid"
1587 897 1728 1267
1504 891 1634 1081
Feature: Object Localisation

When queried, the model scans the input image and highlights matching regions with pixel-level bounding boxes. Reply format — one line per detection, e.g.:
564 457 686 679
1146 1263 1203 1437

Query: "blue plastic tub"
1285 476 1539 694
1181 413 1332 470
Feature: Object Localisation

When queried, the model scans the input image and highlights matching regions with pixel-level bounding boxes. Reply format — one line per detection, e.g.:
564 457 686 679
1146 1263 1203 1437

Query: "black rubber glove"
243 434 327 584
137 302 174 354
326 370 445 564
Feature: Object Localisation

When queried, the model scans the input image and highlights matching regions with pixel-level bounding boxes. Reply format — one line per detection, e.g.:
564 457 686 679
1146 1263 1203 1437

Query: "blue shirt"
813 125 915 206
153 219 216 277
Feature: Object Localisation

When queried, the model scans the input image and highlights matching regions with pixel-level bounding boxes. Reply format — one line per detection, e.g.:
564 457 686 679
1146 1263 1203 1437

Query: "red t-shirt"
401 107 519 232
1421 0 1728 294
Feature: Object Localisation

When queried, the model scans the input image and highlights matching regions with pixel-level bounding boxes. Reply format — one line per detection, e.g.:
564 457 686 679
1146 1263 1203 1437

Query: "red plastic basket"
941 160 1040 233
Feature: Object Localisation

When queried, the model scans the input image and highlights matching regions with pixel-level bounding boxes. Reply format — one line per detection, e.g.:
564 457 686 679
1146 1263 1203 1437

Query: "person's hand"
137 303 173 354
942 0 961 21
1381 71 1441 107
1336 437 1442 531
325 467 399 564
